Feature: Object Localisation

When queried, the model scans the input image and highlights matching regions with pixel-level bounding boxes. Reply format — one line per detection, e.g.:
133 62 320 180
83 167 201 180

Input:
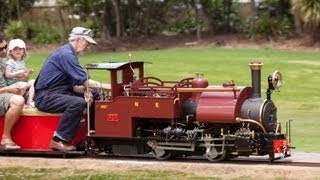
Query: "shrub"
243 12 293 40
242 0 293 40
4 21 63 44
26 23 62 44
4 21 27 39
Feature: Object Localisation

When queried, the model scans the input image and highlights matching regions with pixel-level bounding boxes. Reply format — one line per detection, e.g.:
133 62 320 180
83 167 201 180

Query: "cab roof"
84 61 144 70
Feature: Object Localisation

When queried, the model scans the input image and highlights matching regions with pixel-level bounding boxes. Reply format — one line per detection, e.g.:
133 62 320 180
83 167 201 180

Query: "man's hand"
84 89 94 105
73 85 85 93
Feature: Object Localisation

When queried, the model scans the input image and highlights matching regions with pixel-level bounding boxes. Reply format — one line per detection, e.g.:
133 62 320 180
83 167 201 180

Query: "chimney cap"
249 62 263 70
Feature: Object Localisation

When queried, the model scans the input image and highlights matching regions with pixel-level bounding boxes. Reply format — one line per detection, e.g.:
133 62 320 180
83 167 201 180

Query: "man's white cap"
69 27 97 45
8 38 26 50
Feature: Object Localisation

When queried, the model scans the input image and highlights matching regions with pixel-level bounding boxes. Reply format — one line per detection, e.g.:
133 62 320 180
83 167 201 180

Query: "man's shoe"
49 140 76 152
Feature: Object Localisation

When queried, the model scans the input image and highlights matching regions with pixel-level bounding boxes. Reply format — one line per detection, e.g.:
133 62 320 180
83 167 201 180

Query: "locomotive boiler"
86 61 292 162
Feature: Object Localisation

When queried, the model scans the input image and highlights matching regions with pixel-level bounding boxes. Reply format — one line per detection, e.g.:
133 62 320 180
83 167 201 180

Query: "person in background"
0 32 26 150
34 27 110 152
5 38 35 107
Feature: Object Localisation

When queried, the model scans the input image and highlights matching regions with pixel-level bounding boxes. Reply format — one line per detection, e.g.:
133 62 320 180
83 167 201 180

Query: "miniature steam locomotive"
0 61 293 162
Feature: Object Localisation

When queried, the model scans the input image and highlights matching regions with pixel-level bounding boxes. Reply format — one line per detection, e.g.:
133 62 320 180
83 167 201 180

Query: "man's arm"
77 79 110 92
73 79 111 94
86 79 111 90
73 79 110 104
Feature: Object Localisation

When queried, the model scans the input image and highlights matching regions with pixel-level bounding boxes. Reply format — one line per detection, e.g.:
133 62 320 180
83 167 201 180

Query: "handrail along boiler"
85 61 293 162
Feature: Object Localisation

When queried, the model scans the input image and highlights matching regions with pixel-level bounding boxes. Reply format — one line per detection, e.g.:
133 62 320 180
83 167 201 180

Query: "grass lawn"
0 167 218 180
27 47 320 153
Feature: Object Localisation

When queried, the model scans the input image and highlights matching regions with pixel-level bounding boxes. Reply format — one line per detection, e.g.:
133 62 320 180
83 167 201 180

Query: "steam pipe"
236 117 267 134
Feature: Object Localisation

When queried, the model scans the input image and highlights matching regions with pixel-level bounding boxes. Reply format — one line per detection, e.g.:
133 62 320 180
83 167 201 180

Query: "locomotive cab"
84 61 145 100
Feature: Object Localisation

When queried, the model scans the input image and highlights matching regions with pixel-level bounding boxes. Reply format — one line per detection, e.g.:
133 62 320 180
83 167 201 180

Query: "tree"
291 0 320 42
112 0 121 37
60 0 112 41
0 0 36 31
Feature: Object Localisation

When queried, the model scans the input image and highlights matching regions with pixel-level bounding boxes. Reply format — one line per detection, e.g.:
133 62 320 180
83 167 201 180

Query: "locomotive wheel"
151 149 173 160
204 148 228 162
205 151 227 162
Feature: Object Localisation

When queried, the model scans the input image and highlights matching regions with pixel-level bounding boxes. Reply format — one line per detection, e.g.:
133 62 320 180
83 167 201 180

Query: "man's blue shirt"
35 43 87 99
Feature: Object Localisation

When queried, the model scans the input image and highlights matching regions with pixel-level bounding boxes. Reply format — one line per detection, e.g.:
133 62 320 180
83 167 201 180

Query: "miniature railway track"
269 161 320 168
226 159 320 168
94 154 320 168
1 151 319 168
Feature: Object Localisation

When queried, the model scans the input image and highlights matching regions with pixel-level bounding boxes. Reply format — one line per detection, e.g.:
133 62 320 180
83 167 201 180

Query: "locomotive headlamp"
268 71 282 91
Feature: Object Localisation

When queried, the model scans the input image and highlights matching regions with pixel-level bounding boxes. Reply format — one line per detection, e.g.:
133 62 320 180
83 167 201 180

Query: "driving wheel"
152 149 173 160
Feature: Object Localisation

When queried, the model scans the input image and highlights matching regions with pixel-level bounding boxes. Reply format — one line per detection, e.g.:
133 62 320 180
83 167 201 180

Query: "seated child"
5 38 35 107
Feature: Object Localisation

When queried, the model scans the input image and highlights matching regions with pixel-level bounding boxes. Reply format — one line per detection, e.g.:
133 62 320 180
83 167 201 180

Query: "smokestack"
249 62 263 98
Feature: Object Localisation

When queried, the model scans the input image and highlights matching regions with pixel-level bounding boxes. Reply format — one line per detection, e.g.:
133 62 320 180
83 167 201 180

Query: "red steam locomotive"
0 61 293 162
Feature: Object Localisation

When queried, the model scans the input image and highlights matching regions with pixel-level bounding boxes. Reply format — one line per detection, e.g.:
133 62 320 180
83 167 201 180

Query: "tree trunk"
101 23 111 41
226 0 232 32
57 5 66 32
250 0 257 17
101 4 111 41
15 0 21 21
144 1 151 35
293 10 302 35
201 9 212 33
312 26 320 43
195 1 201 41
0 1 7 30
112 0 121 37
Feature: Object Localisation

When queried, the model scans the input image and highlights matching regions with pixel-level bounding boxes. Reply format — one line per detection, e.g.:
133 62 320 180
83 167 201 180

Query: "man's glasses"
80 38 90 49
0 44 7 51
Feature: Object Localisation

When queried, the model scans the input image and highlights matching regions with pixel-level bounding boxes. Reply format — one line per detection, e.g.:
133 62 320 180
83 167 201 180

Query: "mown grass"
0 167 301 180
27 47 320 153
0 167 220 180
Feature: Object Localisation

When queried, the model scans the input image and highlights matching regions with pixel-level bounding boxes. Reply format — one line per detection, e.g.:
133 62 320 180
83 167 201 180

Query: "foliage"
26 22 62 44
2 0 320 43
166 16 200 34
60 0 204 37
291 0 320 26
201 0 241 33
4 20 27 39
243 12 293 40
165 3 201 34
242 0 294 40
125 19 144 36
0 0 37 30
2 0 297 41
4 21 62 44
123 0 167 36
291 0 320 41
